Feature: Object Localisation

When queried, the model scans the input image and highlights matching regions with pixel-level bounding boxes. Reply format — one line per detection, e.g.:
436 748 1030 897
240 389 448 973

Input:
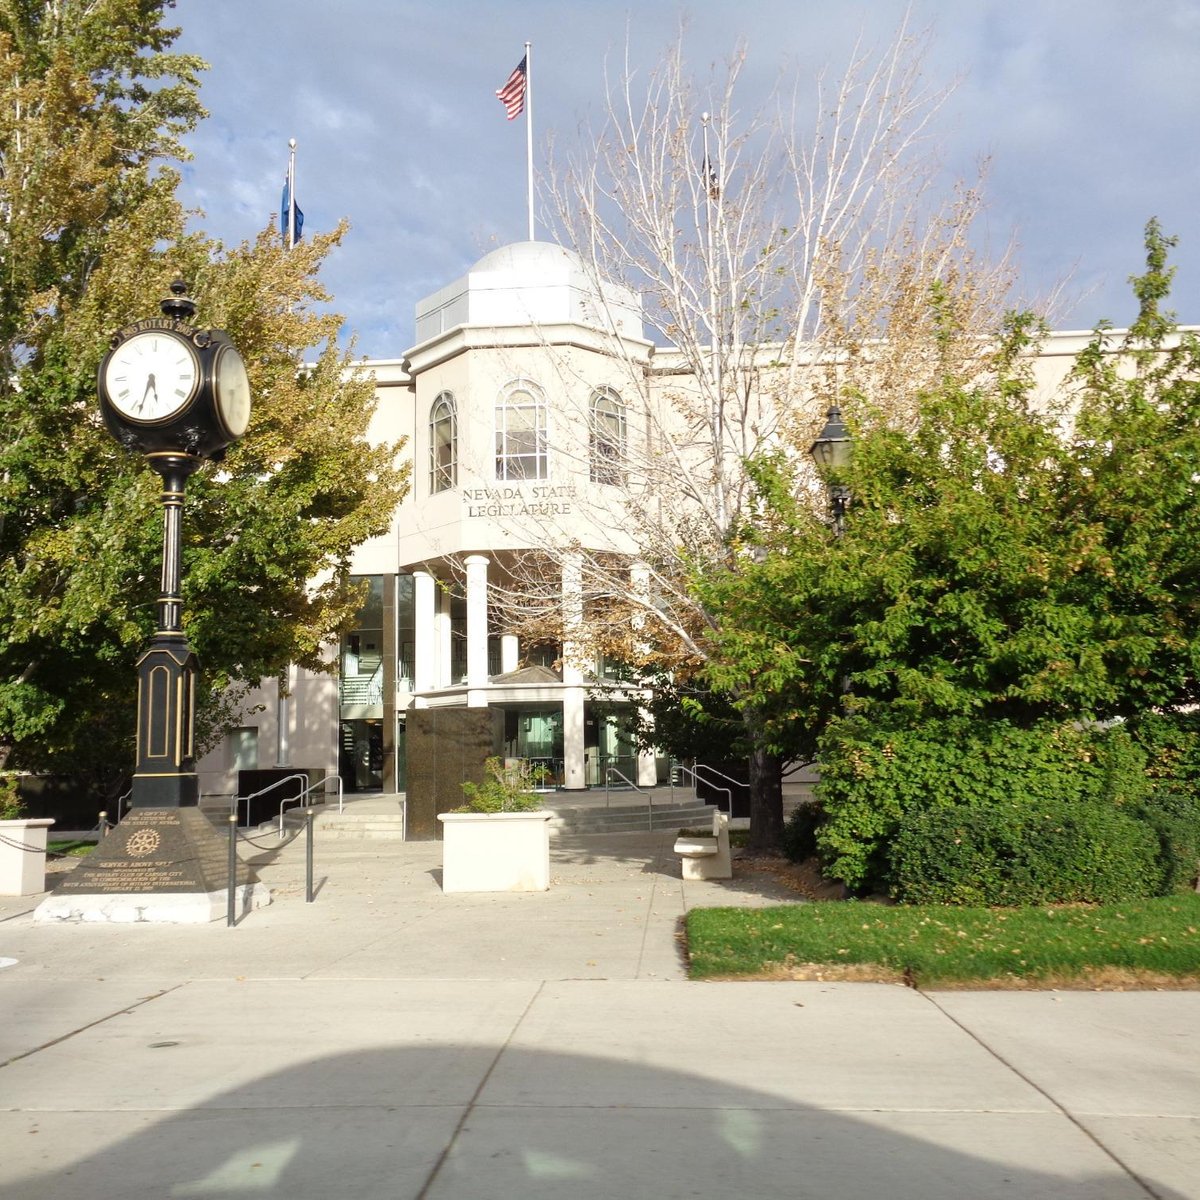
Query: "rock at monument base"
34 884 269 924
33 806 271 925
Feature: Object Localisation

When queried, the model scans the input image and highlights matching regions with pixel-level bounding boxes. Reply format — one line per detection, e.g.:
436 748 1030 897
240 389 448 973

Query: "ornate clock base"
132 632 200 808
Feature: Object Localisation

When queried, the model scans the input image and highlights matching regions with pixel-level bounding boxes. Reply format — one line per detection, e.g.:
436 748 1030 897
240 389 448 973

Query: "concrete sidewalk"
1 817 1198 1198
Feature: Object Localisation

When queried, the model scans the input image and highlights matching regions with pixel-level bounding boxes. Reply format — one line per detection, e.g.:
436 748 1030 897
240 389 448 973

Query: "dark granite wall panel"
406 708 504 839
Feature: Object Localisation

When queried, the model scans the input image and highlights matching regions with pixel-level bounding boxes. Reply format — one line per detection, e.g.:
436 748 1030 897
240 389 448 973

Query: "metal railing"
520 757 564 791
225 805 319 927
593 754 639 788
670 762 750 814
339 672 383 706
231 772 308 823
277 774 343 837
603 765 659 828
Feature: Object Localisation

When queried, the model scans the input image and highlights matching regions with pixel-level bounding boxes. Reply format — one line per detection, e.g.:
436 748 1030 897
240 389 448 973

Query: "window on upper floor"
590 387 626 484
496 378 547 480
429 391 457 493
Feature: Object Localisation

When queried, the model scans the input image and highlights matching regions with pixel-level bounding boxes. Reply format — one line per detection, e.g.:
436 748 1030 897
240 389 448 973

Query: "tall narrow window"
496 379 547 480
228 727 259 772
429 391 457 492
590 387 625 484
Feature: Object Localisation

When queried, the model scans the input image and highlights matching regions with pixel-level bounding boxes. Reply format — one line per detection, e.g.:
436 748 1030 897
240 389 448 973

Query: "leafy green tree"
0 2 407 796
701 222 1200 883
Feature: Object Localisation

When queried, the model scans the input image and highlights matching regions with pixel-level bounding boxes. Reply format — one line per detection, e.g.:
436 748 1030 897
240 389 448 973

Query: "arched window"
496 379 547 480
590 387 625 485
429 391 457 492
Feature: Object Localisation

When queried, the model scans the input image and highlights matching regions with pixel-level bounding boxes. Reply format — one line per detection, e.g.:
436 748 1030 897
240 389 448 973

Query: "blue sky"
172 0 1200 360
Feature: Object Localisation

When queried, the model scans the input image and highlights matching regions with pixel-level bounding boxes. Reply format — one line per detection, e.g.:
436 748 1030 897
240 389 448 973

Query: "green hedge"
782 799 822 863
1133 790 1200 894
813 716 1150 894
891 797 1163 906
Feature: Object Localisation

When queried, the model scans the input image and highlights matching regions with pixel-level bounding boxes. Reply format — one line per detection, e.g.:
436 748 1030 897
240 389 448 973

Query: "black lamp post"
809 404 853 536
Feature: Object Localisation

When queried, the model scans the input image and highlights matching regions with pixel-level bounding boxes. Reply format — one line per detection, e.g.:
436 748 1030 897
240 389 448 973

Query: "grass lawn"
47 840 96 857
685 893 1200 988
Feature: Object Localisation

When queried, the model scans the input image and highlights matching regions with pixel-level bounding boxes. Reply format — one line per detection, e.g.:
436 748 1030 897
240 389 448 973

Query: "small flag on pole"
496 55 527 120
280 177 304 247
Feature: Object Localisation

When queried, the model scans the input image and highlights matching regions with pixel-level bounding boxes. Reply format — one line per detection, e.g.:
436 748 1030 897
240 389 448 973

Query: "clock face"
103 332 200 423
214 344 251 438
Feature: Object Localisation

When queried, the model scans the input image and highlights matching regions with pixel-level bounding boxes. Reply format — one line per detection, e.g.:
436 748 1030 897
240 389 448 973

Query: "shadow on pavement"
0 1044 1184 1200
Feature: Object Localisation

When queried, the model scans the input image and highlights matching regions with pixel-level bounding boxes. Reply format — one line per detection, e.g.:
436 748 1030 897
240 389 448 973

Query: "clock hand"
138 372 158 415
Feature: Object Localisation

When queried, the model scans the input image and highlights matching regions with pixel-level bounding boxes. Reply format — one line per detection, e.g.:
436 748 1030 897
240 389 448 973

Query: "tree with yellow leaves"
0 2 406 797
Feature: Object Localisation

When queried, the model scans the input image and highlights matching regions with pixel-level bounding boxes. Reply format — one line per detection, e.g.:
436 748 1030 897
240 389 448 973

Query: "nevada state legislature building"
193 239 1139 823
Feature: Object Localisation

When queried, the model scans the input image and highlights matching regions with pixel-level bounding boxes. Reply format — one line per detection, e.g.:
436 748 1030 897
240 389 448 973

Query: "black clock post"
36 282 266 924
133 450 203 808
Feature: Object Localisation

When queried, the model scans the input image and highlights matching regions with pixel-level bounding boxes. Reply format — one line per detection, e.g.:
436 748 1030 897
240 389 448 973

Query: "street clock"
98 281 252 459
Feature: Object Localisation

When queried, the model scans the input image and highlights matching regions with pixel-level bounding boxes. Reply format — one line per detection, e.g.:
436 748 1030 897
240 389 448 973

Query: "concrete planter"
0 818 55 896
437 811 552 893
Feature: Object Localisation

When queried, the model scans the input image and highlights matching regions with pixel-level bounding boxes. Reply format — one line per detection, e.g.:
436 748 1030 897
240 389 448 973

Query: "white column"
434 590 451 689
561 553 586 790
501 632 519 674
465 554 490 707
637 732 658 787
413 570 435 707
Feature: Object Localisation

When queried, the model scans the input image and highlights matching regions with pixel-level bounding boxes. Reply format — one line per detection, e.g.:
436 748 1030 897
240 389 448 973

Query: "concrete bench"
673 810 732 880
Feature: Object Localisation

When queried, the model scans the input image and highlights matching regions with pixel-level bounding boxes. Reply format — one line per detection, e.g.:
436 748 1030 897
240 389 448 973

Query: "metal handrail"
229 772 308 831
239 772 309 806
278 774 344 836
672 763 734 813
694 763 750 790
604 764 650 804
605 766 663 830
274 773 312 835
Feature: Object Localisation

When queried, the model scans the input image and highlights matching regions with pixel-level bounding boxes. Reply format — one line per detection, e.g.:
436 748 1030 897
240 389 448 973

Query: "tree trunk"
744 710 784 854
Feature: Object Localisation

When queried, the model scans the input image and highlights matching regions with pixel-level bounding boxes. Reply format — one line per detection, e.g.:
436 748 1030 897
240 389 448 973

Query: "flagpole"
287 138 297 250
525 41 534 241
279 135 298 769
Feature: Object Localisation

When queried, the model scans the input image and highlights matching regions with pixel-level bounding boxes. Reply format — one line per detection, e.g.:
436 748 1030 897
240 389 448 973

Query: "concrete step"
294 794 715 841
547 801 717 836
320 826 408 840
315 806 407 840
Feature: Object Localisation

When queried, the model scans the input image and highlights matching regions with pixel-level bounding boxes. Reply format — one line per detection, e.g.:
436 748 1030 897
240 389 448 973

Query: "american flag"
496 55 527 120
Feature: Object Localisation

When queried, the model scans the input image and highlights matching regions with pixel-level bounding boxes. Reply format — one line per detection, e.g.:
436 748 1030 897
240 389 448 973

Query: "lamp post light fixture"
809 404 853 536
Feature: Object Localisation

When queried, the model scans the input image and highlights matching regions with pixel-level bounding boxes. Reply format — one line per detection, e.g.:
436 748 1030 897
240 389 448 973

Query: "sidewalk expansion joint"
917 989 1170 1200
0 984 185 1072
414 979 546 1200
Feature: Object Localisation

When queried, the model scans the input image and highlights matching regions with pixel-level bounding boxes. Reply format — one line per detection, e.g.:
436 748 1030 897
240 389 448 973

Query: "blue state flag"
280 178 304 246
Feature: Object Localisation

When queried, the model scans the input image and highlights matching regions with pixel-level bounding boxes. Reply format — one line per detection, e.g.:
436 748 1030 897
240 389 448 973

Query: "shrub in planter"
891 797 1163 906
0 775 25 821
458 758 545 813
